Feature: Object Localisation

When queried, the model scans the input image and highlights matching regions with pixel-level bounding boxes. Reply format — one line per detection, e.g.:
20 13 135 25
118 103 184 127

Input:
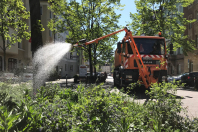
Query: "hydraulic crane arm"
73 28 127 47
74 27 150 88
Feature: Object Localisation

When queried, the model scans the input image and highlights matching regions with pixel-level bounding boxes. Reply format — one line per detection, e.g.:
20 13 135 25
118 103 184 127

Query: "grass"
0 81 198 132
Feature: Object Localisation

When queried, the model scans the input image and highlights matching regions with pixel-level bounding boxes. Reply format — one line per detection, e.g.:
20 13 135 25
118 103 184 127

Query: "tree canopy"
0 0 30 71
129 0 196 55
48 0 124 75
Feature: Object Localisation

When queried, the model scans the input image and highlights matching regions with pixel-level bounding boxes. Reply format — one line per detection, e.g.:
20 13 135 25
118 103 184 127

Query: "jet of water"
32 42 72 91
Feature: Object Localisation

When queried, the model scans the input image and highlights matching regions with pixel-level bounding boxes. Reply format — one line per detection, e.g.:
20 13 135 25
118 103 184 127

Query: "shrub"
0 82 198 131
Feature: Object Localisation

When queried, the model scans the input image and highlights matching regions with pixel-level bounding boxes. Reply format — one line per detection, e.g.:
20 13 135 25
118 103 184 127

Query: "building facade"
183 0 198 73
55 31 79 78
0 0 61 74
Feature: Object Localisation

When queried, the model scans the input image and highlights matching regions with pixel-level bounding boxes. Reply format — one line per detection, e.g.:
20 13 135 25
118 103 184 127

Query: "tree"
129 0 196 55
29 0 45 95
29 0 44 56
48 0 124 80
0 0 30 71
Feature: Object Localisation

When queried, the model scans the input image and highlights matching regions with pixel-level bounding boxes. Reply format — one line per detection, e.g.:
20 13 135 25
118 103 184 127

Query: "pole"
66 74 67 87
86 73 87 87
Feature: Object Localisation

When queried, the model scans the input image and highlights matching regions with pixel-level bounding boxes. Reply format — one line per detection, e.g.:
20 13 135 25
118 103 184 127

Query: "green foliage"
47 0 124 66
33 20 45 33
129 0 196 55
0 0 30 71
1 82 198 131
0 0 30 47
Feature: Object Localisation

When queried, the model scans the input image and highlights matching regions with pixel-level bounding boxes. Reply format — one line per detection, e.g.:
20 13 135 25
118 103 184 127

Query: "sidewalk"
45 78 75 87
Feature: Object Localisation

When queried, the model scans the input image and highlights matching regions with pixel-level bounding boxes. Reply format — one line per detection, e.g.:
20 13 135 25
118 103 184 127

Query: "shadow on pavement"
178 87 198 92
115 84 184 100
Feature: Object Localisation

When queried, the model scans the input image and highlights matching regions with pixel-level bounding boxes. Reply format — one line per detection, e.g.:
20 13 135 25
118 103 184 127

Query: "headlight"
120 66 124 69
126 75 132 78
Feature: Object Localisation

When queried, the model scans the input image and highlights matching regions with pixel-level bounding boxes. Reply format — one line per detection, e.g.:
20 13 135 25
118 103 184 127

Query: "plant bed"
0 82 198 131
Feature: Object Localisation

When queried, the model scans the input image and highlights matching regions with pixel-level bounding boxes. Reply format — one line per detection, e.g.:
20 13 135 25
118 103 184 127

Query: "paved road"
48 76 198 119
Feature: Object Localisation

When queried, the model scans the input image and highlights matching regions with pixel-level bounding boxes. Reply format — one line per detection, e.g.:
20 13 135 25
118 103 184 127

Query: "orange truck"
113 35 169 88
74 27 171 89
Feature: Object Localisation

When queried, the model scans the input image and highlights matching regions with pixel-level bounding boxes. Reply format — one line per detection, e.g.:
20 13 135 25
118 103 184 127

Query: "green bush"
0 82 198 131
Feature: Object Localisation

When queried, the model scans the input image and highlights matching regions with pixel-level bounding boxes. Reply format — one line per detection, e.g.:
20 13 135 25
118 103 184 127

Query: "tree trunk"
94 45 97 77
88 44 93 79
3 49 6 71
2 37 6 71
29 0 43 56
29 0 43 97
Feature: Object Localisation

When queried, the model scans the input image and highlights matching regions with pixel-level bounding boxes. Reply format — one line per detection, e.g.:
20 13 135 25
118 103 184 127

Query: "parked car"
176 74 183 81
167 74 184 84
167 75 178 83
86 72 106 83
167 75 173 82
181 72 198 87
97 72 106 82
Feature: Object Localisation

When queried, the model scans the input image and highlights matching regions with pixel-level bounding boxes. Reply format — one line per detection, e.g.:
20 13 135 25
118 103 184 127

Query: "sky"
74 0 138 49
115 0 137 41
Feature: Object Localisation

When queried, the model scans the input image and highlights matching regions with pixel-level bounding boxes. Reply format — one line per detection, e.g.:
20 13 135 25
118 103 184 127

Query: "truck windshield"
132 38 165 55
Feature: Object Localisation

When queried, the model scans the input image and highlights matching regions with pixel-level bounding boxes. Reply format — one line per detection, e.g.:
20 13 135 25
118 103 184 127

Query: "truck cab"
113 36 168 88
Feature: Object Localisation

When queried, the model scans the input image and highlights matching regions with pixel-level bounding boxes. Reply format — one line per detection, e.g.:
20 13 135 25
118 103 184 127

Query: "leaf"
129 0 196 55
48 0 124 69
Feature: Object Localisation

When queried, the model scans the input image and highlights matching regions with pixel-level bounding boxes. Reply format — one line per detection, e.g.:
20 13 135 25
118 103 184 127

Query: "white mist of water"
32 42 72 90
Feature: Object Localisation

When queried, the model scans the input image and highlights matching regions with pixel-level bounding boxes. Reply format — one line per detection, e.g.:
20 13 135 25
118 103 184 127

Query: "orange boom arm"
74 27 150 88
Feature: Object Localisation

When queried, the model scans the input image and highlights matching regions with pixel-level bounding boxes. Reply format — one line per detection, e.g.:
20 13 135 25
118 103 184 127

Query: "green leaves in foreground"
0 82 198 131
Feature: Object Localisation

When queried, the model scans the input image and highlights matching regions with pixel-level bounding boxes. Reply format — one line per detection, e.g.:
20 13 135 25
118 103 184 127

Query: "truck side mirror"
170 43 173 54
117 41 121 53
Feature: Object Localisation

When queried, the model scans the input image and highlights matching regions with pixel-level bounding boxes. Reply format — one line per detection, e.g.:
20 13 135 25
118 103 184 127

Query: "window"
180 47 183 54
70 52 73 59
0 56 2 71
40 6 43 15
133 38 165 55
190 62 193 72
49 30 52 37
197 12 198 22
178 4 183 13
18 42 22 49
70 65 73 71
8 58 17 72
65 64 67 71
177 47 180 54
196 35 198 47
